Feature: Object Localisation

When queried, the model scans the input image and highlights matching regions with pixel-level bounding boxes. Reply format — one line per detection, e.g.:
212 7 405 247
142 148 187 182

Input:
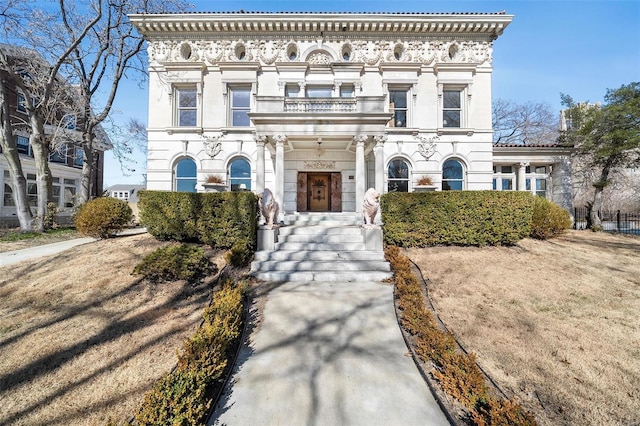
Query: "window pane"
285 85 299 97
501 179 512 190
230 158 251 191
444 91 461 108
535 166 547 174
443 160 463 180
176 158 197 177
340 86 354 97
232 111 250 126
4 184 14 207
390 91 407 108
179 88 197 107
501 166 512 173
526 178 531 191
179 110 197 127
492 179 497 190
536 179 547 191
443 110 460 128
306 86 332 98
388 159 408 179
232 89 250 107
176 179 197 192
64 187 76 207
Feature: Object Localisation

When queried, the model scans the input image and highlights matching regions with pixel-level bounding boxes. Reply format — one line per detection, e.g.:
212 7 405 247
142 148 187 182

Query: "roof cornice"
129 12 513 39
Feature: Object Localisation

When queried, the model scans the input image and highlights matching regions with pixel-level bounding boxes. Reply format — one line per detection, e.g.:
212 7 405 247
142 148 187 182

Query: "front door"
297 172 342 212
308 173 330 211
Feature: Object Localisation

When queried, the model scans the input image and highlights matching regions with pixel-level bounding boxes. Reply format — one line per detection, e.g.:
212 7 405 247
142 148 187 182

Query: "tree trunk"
0 83 32 231
79 142 94 204
590 162 612 232
28 116 53 232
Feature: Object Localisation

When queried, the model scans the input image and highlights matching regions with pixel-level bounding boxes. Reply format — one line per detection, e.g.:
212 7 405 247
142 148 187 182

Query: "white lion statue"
362 188 380 229
259 188 280 229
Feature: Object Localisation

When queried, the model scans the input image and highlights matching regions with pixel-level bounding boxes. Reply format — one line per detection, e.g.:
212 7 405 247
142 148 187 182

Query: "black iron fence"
574 207 640 235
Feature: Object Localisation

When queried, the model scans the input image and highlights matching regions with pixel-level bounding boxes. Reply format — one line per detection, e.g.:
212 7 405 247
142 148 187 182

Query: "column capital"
518 161 530 168
272 134 288 145
353 134 368 145
253 133 268 146
374 134 387 146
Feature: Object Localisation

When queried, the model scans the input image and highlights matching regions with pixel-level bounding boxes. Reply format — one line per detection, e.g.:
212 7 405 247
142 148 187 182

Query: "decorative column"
374 135 387 195
273 134 287 217
354 134 367 213
517 162 529 191
253 134 266 194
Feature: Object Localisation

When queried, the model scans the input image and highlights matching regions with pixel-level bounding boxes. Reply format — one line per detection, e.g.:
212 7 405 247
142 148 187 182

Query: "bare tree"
492 99 559 145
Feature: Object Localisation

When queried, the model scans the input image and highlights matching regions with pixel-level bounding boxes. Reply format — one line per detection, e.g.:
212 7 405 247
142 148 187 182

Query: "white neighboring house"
106 184 146 224
129 11 573 217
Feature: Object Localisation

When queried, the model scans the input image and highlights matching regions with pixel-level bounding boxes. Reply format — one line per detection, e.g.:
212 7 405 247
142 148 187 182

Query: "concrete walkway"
210 280 450 426
0 228 147 267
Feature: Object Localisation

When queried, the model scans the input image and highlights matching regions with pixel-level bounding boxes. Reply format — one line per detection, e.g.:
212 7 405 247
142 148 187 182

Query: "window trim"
437 83 471 133
174 85 198 127
441 158 466 191
387 87 410 128
387 157 411 193
228 85 252 127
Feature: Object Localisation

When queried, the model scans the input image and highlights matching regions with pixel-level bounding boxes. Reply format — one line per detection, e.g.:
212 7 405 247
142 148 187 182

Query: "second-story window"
62 114 76 130
443 89 462 128
17 92 27 113
16 135 30 155
306 86 332 98
176 86 197 127
340 85 354 98
74 147 84 167
389 89 408 128
230 87 251 127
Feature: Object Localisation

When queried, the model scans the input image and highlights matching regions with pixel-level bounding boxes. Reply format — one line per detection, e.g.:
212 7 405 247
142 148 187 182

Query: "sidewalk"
0 228 147 267
210 280 450 426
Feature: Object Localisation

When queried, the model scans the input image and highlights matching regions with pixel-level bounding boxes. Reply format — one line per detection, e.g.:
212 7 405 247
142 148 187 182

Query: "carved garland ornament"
148 38 493 66
304 160 336 170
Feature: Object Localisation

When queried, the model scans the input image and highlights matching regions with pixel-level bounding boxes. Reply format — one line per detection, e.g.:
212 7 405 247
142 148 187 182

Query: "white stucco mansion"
130 11 572 216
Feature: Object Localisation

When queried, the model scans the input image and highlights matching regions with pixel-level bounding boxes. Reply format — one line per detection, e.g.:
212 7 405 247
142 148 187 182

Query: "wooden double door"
297 172 342 212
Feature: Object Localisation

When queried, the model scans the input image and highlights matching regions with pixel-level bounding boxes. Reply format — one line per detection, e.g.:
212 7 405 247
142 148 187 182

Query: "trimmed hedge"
381 191 534 247
138 190 258 250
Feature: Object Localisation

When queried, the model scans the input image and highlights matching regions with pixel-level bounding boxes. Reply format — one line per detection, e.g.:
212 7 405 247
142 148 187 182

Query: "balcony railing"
254 96 387 115
284 97 356 113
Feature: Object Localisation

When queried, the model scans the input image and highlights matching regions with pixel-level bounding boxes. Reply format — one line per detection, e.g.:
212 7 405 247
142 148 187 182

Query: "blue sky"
105 0 640 186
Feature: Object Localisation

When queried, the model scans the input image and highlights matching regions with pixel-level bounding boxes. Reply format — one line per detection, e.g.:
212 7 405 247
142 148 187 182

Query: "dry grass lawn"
0 233 225 425
406 230 640 426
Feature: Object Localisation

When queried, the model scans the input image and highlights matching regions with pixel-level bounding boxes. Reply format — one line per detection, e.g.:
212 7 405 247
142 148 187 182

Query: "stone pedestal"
361 227 383 251
257 227 279 251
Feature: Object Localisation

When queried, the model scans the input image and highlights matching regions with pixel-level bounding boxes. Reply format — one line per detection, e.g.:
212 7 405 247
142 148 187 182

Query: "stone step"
278 225 362 236
278 233 365 243
251 260 391 272
250 270 393 283
275 242 367 251
254 250 386 262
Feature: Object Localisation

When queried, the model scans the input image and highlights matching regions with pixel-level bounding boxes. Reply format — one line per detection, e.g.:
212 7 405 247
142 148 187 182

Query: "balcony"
284 97 356 113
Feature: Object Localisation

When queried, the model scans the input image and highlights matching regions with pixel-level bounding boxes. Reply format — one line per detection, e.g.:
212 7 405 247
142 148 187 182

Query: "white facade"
130 12 572 215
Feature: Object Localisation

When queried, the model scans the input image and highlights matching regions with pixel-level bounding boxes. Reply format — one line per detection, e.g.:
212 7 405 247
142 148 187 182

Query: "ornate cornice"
132 12 511 67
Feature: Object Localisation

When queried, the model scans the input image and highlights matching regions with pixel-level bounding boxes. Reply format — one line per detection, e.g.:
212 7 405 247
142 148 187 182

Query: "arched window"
442 159 464 190
229 158 251 191
175 158 197 192
388 158 410 192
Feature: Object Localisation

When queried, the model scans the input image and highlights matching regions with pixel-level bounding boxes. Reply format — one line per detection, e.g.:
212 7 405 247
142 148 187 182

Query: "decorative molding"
304 160 336 170
147 38 494 67
416 134 439 160
203 133 224 158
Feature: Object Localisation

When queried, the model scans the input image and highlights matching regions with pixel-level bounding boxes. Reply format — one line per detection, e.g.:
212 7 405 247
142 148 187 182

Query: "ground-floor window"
175 158 197 192
388 158 409 192
442 158 464 190
229 158 251 191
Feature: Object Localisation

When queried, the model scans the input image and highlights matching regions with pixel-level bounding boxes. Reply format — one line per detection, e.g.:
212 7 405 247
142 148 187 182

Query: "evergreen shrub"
138 190 200 242
138 190 258 250
132 244 215 283
74 197 132 239
197 192 258 249
135 281 245 426
381 191 534 247
530 197 572 240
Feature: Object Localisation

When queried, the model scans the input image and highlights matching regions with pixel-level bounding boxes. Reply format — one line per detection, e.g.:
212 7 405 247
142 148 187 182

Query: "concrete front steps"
250 213 392 282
